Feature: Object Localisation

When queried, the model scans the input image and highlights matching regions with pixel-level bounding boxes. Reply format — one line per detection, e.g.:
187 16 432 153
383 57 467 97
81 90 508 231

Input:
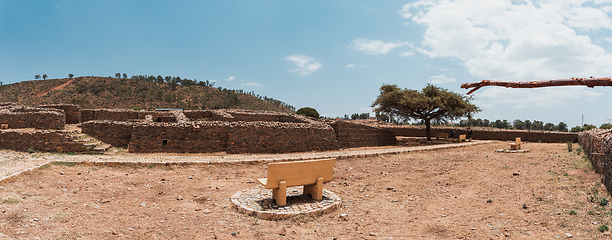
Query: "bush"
296 107 320 119
598 224 609 232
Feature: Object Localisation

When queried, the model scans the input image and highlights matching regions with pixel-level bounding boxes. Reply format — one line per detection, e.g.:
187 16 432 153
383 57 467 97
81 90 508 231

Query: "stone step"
92 143 111 152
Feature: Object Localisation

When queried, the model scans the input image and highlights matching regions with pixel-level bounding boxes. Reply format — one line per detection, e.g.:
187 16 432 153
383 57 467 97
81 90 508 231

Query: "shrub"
598 224 609 232
296 107 320 119
567 142 573 152
131 106 142 111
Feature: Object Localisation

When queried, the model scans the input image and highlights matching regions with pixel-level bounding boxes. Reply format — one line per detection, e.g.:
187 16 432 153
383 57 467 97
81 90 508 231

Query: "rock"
177 195 184 200
565 233 573 238
369 232 377 236
279 228 286 236
202 209 212 214
340 213 349 221
513 172 519 176
140 202 147 207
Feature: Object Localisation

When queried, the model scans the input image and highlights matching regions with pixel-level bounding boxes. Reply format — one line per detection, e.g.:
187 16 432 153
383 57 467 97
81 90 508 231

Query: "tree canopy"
296 107 320 119
372 84 480 140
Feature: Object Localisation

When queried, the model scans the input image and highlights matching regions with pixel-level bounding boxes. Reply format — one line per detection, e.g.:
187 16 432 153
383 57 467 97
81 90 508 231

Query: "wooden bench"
435 133 449 139
509 137 521 150
257 158 336 207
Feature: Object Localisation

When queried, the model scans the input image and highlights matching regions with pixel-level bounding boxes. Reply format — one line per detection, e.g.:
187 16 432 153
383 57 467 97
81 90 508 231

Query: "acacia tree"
42 74 48 80
35 75 41 80
372 84 480 141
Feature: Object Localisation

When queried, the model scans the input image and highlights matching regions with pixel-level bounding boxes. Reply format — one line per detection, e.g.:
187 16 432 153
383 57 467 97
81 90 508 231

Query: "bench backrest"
264 158 336 189
516 137 521 144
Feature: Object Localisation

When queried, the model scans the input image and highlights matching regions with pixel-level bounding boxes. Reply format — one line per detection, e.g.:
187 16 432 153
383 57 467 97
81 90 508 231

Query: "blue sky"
2 0 612 128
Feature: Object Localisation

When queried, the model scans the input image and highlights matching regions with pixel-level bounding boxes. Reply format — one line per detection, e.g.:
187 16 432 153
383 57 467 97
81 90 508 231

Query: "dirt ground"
1 141 611 239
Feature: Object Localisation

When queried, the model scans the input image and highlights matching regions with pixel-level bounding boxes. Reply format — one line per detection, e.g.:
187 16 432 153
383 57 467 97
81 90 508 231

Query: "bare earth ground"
0 141 611 239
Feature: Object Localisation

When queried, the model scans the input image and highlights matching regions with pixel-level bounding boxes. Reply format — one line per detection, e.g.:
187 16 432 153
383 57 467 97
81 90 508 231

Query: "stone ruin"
0 102 579 154
0 103 397 154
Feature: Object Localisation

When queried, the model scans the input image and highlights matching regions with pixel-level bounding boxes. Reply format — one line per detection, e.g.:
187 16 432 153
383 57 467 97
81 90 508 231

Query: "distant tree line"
458 118 569 132
343 113 371 120
126 74 294 111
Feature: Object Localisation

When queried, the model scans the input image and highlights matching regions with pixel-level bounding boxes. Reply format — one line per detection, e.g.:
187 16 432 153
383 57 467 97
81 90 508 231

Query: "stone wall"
224 110 310 123
0 107 65 130
579 129 612 193
82 121 134 147
82 119 339 154
331 121 397 148
0 130 91 153
387 126 578 143
81 109 141 122
226 122 338 153
128 122 230 153
39 104 81 124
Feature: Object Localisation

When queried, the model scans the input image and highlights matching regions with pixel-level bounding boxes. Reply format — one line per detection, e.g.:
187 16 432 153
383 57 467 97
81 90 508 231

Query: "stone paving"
230 187 342 220
0 140 492 183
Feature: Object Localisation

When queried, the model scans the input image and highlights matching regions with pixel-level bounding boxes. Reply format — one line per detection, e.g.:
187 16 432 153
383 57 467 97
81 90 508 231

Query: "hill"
0 76 294 112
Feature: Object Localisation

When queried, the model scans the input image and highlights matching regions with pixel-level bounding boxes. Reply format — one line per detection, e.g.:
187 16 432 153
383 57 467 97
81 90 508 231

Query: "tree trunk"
461 77 612 94
425 118 432 141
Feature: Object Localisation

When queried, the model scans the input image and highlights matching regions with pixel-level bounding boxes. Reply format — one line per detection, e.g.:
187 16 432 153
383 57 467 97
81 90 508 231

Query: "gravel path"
0 140 491 182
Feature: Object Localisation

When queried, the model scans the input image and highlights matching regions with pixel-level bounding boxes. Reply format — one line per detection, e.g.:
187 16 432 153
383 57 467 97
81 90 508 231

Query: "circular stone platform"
231 187 341 220
495 149 531 153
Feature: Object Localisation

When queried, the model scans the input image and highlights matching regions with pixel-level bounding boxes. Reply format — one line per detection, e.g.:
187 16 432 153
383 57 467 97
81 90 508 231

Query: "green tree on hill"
35 75 41 80
69 73 74 79
42 74 47 80
297 107 320 119
372 84 480 141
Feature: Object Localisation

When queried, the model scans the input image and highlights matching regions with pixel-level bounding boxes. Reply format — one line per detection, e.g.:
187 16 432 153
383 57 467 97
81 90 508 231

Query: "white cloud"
242 81 262 87
349 38 407 55
428 75 456 85
346 64 355 68
225 76 235 81
401 0 612 105
286 55 322 77
399 51 415 58
474 87 603 110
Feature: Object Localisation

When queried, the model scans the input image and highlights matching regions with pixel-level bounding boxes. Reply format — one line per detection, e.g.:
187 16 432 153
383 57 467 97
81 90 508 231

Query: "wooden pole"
461 77 612 94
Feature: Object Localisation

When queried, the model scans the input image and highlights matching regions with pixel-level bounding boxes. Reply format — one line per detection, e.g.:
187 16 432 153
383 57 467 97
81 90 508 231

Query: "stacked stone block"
0 106 65 130
387 126 577 143
82 121 134 147
0 130 91 153
128 122 230 153
579 129 612 193
331 121 397 148
39 104 81 124
226 121 339 153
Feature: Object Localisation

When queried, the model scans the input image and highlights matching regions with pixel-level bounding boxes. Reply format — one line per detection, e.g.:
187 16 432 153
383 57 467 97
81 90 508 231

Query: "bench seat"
257 158 336 207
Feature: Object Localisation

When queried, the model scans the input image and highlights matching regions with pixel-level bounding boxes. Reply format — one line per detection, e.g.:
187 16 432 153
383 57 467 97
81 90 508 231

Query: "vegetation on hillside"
0 76 294 112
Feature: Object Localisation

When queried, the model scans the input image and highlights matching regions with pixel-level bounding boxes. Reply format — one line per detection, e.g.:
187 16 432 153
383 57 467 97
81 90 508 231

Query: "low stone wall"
83 119 339 154
81 109 141 122
387 126 578 143
82 121 134 147
0 130 90 153
39 104 81 124
331 121 397 148
0 109 65 130
224 110 309 123
579 129 612 193
128 122 230 153
226 122 339 153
